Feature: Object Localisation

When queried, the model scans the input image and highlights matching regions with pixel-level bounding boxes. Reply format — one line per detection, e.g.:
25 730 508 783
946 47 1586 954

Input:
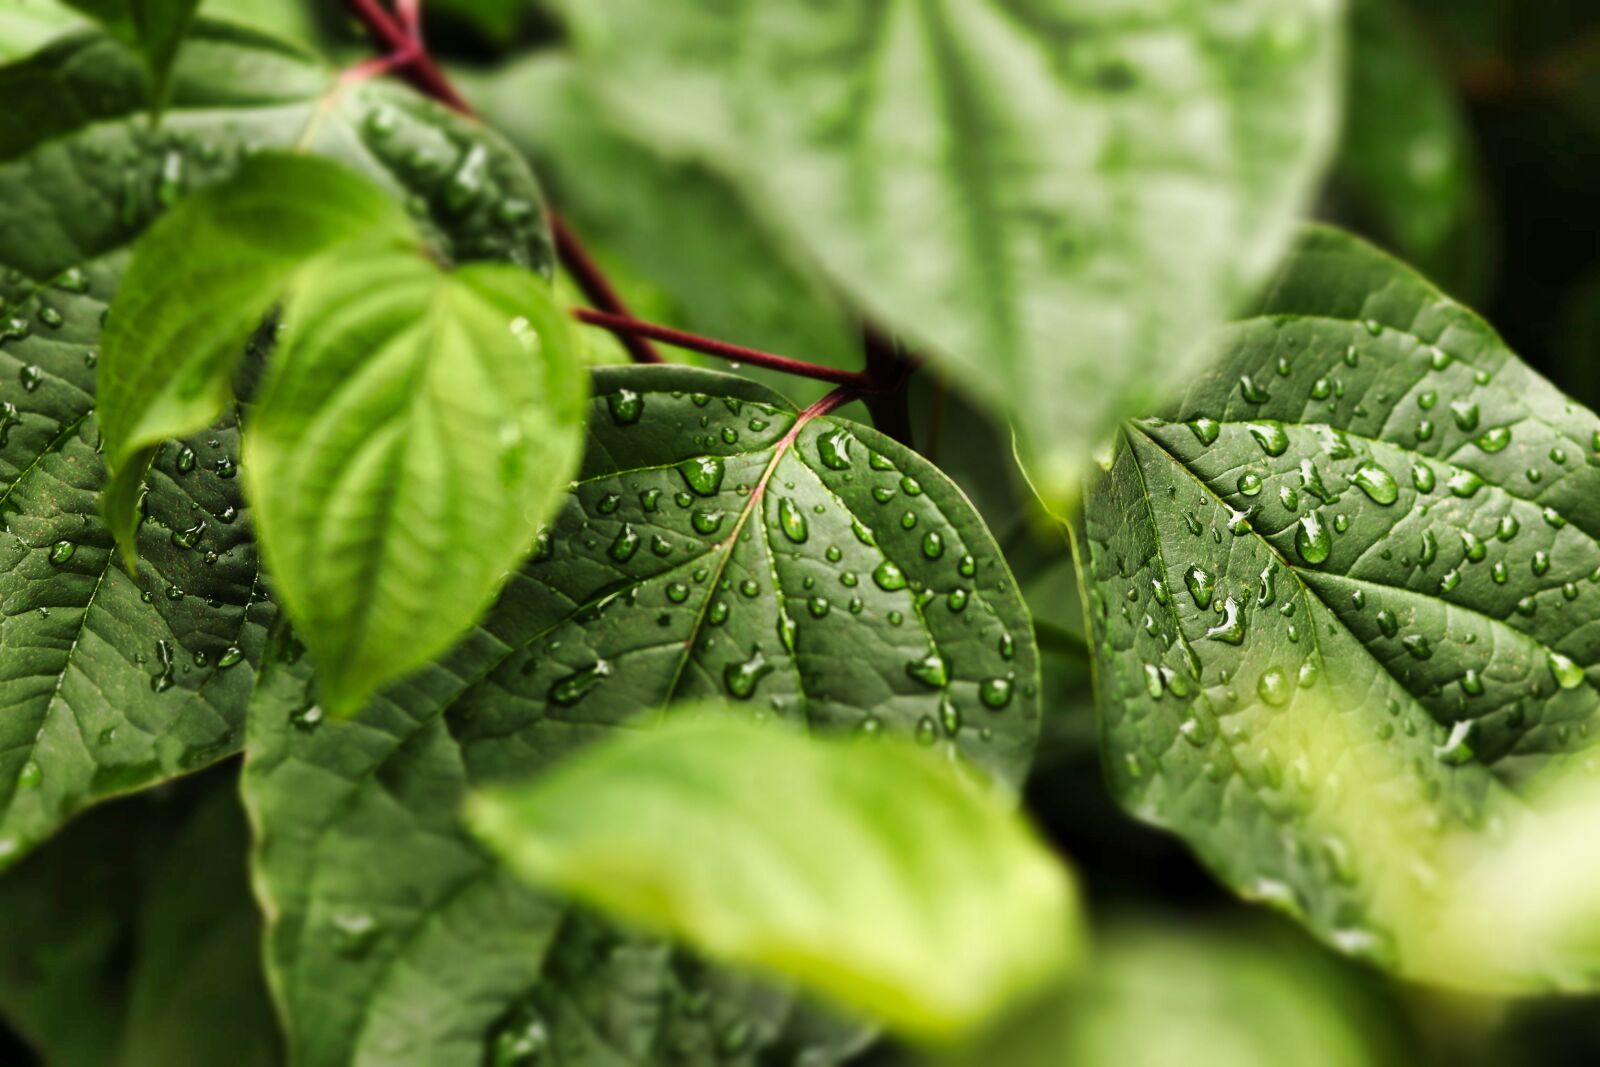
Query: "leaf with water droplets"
0 22 555 864
1077 226 1600 990
244 246 585 717
467 714 1080 1042
546 0 1344 504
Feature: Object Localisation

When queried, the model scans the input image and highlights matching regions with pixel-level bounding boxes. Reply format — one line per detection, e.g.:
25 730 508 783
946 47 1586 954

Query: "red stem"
340 0 663 363
573 309 870 387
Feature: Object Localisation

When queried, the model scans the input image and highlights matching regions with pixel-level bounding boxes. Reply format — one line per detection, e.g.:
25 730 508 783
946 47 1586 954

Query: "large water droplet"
549 661 610 706
1185 565 1215 609
1256 667 1291 707
979 675 1014 709
817 428 853 469
872 560 907 591
677 456 725 496
1204 597 1245 644
1352 462 1398 505
905 652 948 688
1295 511 1331 565
724 646 774 699
1248 421 1289 457
1549 651 1585 691
777 497 808 543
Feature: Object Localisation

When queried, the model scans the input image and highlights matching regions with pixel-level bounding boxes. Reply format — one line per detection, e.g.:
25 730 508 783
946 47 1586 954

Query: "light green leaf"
939 919 1401 1067
243 617 873 1067
98 152 415 563
0 766 280 1067
550 0 1345 502
242 367 1039 1065
465 53 861 406
468 714 1079 1043
1336 0 1492 301
1075 225 1600 989
0 21 552 864
245 245 587 717
0 0 83 59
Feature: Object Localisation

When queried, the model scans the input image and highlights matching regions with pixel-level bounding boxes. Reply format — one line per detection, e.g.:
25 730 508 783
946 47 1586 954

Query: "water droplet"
1257 667 1291 707
808 596 830 618
1435 719 1476 766
724 646 774 699
1248 421 1289 456
777 497 808 543
1402 634 1433 660
1295 511 1331 565
921 531 944 559
905 652 948 689
1187 417 1220 445
872 560 907 591
549 661 610 706
608 524 640 562
1352 462 1398 505
1475 427 1511 453
1449 400 1480 432
1204 597 1245 645
979 675 1014 709
691 510 725 535
958 554 976 578
1461 668 1485 696
817 428 853 469
1184 565 1215 609
947 588 968 613
175 446 196 474
217 646 244 669
1239 374 1271 403
1446 468 1484 498
1549 651 1585 690
47 540 74 565
677 456 724 496
1237 472 1263 496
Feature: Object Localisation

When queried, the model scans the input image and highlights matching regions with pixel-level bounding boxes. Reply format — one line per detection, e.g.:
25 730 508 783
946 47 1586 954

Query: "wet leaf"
468 715 1079 1042
1076 225 1600 989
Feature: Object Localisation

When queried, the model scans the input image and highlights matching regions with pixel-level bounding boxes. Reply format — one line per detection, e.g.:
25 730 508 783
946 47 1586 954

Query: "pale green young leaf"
0 0 82 59
1075 225 1600 989
550 0 1345 503
244 246 587 716
467 714 1079 1043
97 152 414 564
0 21 552 866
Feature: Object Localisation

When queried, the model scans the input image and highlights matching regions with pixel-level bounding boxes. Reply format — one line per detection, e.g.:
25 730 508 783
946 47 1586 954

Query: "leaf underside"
1076 226 1600 988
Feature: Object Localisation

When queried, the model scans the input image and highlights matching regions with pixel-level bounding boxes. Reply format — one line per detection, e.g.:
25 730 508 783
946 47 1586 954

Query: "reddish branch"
340 0 922 438
573 310 870 387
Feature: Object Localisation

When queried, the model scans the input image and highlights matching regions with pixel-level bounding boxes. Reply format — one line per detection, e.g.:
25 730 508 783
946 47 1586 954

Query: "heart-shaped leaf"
246 246 586 717
243 366 1040 1064
1076 225 1600 989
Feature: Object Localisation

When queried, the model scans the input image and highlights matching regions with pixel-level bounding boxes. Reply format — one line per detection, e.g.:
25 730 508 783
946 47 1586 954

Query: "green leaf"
939 919 1402 1067
244 618 872 1067
549 0 1345 502
98 152 415 564
1075 225 1600 989
245 245 587 717
0 21 553 864
467 714 1080 1043
56 0 200 105
242 366 1039 1064
0 0 83 60
1335 0 1492 301
0 766 280 1067
465 54 861 406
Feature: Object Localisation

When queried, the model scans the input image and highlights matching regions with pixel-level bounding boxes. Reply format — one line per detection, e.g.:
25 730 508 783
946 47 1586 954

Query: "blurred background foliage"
3 0 1600 1062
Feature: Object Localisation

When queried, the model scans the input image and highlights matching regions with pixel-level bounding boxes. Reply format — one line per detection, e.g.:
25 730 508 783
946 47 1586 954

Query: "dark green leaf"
549 0 1344 502
468 715 1079 1042
0 765 280 1067
245 245 587 716
243 618 871 1067
1335 0 1492 301
56 0 200 106
0 21 552 863
243 366 1039 1064
98 152 414 562
1075 225 1600 988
